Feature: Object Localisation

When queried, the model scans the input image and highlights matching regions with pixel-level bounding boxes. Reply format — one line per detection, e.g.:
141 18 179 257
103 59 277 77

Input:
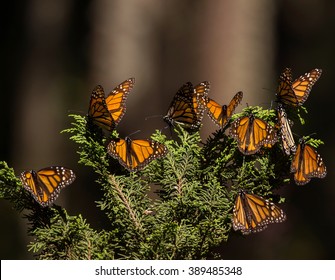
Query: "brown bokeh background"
1 0 334 259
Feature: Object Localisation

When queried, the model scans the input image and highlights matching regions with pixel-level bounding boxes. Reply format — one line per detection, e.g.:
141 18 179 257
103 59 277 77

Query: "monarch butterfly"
290 138 327 185
20 166 76 207
205 91 243 128
276 104 296 155
88 85 116 132
105 78 135 125
87 79 134 132
232 190 286 235
229 114 278 155
107 137 168 172
164 82 208 131
277 68 322 107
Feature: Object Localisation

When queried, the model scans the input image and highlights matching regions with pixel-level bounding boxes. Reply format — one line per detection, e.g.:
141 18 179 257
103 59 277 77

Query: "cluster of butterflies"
19 68 327 236
161 67 327 234
87 79 168 172
232 67 327 234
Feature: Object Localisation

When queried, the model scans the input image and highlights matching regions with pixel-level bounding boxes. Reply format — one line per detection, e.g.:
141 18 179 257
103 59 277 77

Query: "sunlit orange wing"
20 166 76 207
105 78 135 125
232 190 286 235
88 85 116 132
107 137 168 172
230 114 277 155
290 139 326 185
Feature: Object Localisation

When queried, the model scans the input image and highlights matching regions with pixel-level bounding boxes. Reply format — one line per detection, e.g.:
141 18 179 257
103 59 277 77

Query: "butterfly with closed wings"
20 166 76 207
290 138 327 185
276 104 296 155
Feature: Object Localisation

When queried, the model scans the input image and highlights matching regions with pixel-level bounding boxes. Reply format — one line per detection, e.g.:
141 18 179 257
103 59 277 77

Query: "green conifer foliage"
0 103 325 259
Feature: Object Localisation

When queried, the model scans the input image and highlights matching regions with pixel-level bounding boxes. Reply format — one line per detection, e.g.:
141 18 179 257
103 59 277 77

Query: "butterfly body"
232 190 286 235
230 114 277 155
277 68 322 107
205 91 243 128
107 137 168 172
20 166 76 207
290 139 326 185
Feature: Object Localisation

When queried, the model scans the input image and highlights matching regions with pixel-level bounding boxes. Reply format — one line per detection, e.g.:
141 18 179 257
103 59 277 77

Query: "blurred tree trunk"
5 0 277 259
9 0 74 259
89 0 276 138
13 0 74 168
89 0 278 259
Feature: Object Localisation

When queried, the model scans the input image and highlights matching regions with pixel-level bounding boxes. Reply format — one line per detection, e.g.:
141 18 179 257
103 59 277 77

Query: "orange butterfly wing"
290 139 327 185
105 78 135 125
193 81 210 115
232 190 286 235
88 85 116 132
291 68 322 105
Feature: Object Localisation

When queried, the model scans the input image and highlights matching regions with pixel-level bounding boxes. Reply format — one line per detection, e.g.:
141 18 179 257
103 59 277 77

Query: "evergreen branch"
0 95 324 260
27 208 99 260
108 175 143 231
0 161 43 212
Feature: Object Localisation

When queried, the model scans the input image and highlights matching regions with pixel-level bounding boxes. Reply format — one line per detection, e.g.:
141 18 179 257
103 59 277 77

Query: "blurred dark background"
1 0 334 259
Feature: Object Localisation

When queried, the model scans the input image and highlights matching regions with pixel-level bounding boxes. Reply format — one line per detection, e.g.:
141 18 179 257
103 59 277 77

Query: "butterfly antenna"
67 109 85 114
127 130 141 138
261 87 277 94
292 131 301 139
144 114 163 121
